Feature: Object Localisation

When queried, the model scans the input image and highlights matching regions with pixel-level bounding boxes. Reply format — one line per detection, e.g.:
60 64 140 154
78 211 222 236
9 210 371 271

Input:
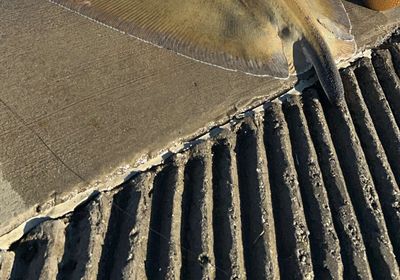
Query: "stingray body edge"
49 0 356 103
277 0 356 103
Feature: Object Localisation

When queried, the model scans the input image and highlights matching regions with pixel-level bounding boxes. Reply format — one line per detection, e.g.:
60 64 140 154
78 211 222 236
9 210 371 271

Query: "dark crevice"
212 142 234 280
145 164 177 280
235 123 267 279
180 157 205 280
10 239 48 280
57 201 94 280
97 181 142 280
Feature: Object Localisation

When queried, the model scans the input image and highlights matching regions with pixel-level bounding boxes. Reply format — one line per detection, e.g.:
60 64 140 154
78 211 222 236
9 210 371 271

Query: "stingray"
50 0 356 104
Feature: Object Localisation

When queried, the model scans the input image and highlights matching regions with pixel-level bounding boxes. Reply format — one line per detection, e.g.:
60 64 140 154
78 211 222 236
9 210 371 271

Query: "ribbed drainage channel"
1 41 400 280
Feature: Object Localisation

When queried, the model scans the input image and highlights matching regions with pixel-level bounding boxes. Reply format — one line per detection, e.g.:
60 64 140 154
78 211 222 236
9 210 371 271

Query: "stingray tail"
301 35 344 105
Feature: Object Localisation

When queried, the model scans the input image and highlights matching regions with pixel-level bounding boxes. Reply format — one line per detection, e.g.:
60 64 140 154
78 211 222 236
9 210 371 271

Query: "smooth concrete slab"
0 0 399 237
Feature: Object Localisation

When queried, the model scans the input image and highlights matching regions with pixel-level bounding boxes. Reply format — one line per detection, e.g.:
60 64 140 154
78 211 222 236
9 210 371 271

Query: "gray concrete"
0 0 399 237
4 46 400 278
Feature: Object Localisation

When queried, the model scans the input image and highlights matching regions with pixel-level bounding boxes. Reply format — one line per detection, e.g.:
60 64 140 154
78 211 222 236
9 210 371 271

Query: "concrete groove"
388 43 400 78
342 68 400 265
302 89 373 280
354 58 400 187
211 140 246 279
3 43 400 279
180 157 207 279
320 84 399 279
252 115 280 280
236 122 270 279
372 49 400 128
97 178 145 280
79 193 113 279
223 137 248 279
283 96 343 279
119 173 153 280
145 164 180 280
200 145 216 279
264 102 314 280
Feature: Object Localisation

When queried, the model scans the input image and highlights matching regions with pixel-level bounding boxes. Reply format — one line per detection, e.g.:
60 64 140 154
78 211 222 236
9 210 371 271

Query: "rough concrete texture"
0 0 400 242
2 40 400 279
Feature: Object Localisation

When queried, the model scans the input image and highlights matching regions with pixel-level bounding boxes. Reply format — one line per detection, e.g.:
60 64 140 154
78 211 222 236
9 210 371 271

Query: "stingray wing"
52 0 289 78
313 0 351 32
309 0 356 61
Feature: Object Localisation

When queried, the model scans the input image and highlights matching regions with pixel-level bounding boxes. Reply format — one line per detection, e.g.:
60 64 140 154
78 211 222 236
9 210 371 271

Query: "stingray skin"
50 0 356 104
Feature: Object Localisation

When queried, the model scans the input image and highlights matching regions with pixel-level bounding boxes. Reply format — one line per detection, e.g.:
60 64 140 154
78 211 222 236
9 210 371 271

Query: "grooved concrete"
1 0 400 245
2 39 400 279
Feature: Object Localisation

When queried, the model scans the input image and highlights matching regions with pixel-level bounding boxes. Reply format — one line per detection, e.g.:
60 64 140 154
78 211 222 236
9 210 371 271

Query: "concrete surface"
2 43 400 278
0 0 399 238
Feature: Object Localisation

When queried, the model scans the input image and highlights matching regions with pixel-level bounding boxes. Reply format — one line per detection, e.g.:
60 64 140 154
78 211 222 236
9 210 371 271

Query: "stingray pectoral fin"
327 36 356 64
308 0 351 32
315 10 357 62
51 0 289 78
317 16 354 41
